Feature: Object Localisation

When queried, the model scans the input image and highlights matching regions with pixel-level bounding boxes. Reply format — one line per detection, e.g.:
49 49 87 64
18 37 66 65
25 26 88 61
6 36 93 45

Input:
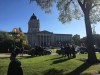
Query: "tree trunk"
84 11 98 63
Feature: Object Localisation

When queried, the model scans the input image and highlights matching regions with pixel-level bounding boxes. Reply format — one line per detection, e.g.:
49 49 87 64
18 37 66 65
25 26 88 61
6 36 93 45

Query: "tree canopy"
30 0 100 24
0 31 13 41
11 28 28 47
0 31 14 52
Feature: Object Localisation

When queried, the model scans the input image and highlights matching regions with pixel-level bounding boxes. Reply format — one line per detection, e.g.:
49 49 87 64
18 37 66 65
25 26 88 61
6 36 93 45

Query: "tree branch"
86 2 92 11
83 0 86 6
91 3 100 9
78 0 85 13
78 0 83 7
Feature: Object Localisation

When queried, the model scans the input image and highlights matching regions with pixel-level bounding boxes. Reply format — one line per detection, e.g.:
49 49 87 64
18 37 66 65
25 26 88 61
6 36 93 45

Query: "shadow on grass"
45 56 64 61
18 56 35 59
43 63 92 75
66 62 92 75
43 68 65 75
32 73 38 75
51 58 69 65
76 58 87 62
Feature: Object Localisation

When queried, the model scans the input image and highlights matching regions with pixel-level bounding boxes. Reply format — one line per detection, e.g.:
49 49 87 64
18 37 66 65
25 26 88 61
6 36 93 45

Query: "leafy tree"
30 0 100 63
81 34 100 48
0 31 13 41
80 37 86 47
93 34 100 48
72 34 81 46
11 28 28 48
0 31 14 52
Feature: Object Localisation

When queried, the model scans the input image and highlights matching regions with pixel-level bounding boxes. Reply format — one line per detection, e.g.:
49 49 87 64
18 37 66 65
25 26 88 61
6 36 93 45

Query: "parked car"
94 48 100 53
56 49 62 55
79 47 87 54
28 48 52 56
28 48 36 56
44 48 52 55
78 47 100 54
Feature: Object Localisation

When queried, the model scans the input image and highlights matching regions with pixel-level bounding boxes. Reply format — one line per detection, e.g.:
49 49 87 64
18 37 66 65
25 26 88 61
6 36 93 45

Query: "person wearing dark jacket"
71 45 76 58
64 44 71 59
7 52 23 75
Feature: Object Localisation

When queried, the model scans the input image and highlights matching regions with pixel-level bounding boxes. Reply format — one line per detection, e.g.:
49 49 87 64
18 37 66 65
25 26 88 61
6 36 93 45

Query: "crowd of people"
11 45 76 58
28 46 51 56
57 44 76 59
10 46 51 57
7 44 76 75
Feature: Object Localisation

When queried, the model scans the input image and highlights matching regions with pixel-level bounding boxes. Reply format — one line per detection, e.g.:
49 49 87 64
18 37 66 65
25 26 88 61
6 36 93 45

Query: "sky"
0 0 100 38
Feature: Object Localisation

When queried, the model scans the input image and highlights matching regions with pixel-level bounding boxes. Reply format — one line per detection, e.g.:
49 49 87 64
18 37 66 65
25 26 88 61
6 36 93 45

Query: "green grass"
1 54 100 75
51 48 59 53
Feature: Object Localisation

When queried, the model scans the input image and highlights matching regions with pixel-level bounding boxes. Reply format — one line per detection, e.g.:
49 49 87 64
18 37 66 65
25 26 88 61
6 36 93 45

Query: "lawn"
1 54 100 75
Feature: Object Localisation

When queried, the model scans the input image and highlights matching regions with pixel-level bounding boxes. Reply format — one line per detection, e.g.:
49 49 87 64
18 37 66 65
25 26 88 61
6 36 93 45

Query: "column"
47 36 48 46
48 36 50 46
38 35 40 46
41 36 42 46
46 36 47 46
40 35 41 46
43 35 44 46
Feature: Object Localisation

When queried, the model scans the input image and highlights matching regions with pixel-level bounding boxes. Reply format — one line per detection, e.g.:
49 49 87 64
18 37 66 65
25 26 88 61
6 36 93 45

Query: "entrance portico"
37 31 53 46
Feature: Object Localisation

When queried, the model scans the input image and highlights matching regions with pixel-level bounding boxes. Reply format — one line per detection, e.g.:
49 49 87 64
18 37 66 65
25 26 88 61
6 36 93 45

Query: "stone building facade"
25 13 72 47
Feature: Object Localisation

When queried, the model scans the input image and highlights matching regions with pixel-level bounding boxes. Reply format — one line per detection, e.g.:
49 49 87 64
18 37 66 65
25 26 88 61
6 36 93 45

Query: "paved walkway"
0 53 57 58
0 53 30 57
0 53 10 57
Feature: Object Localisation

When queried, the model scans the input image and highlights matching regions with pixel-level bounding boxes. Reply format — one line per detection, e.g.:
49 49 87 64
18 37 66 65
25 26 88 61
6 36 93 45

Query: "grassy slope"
1 54 100 75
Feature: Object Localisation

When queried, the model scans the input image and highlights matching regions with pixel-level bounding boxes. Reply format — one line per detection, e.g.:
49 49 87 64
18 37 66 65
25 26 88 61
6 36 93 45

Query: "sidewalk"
0 53 10 57
0 53 30 57
0 53 57 58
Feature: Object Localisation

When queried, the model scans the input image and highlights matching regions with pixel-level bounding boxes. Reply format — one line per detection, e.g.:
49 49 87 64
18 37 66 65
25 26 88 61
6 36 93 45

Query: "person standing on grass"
14 46 20 55
71 45 76 58
61 46 65 57
20 47 24 56
7 52 23 75
65 44 71 59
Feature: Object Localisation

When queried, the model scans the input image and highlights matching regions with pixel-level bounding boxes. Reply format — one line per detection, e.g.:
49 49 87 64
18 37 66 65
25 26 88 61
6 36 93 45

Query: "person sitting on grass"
7 52 23 75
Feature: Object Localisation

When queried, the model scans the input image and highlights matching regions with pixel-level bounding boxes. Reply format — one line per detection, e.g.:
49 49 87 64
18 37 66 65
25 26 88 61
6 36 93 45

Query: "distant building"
25 13 72 47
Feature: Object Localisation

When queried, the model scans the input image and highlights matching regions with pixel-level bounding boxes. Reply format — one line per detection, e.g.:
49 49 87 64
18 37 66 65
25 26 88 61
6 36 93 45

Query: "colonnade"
37 35 52 46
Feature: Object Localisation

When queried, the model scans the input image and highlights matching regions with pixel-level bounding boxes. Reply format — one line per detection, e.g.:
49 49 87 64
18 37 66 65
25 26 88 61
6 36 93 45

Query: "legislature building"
25 13 72 47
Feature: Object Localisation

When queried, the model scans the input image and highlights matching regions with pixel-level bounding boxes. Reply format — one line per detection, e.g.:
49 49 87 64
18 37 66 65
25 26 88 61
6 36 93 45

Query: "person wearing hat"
7 52 23 75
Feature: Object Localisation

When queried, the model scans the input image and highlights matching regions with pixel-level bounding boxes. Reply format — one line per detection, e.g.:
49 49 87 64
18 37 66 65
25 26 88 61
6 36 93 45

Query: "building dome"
30 13 37 20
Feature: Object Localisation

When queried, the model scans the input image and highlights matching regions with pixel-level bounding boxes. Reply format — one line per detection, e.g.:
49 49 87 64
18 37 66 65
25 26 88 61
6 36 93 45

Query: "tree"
0 31 14 52
72 34 81 46
81 34 100 48
93 34 100 48
80 37 86 47
11 28 28 48
30 0 100 63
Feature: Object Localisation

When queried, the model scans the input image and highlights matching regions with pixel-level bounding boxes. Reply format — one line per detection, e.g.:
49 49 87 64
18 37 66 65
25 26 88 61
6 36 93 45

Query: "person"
61 46 65 57
71 45 76 58
14 46 20 55
7 52 23 75
64 44 71 59
20 47 24 56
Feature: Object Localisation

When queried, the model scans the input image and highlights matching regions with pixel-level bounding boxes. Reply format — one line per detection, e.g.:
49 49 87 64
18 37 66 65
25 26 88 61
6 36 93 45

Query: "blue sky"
0 0 100 38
